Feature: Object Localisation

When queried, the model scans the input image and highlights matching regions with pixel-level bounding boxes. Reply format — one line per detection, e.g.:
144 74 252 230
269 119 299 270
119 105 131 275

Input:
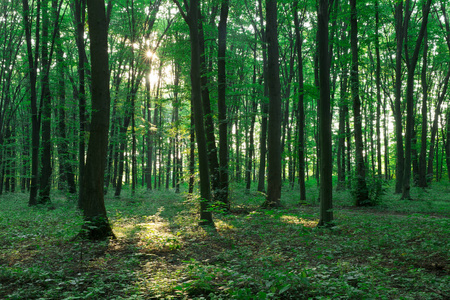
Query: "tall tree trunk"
402 0 432 199
73 0 88 207
257 0 268 193
418 27 429 187
217 0 229 208
55 7 76 194
198 14 220 199
262 0 282 208
350 0 369 206
39 0 52 205
375 0 383 179
174 0 214 225
246 40 258 192
294 1 306 201
188 103 195 194
317 0 333 226
394 0 405 194
22 0 41 206
80 0 114 240
145 75 153 190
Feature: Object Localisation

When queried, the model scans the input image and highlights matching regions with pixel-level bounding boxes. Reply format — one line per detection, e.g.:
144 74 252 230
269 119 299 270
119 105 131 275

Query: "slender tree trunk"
418 28 429 188
73 0 88 207
294 1 306 201
55 13 76 194
350 0 369 205
375 0 383 179
246 41 258 192
22 0 41 206
257 0 268 193
188 104 195 194
262 0 282 208
402 0 432 199
198 15 220 198
80 0 114 240
39 0 52 205
317 0 333 226
394 0 405 194
217 0 229 208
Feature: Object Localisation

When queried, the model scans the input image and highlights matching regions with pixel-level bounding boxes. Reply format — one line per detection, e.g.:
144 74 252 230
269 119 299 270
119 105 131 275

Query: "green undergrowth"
0 182 449 299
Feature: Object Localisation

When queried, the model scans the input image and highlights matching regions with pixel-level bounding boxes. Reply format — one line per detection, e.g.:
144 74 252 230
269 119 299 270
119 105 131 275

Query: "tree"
350 0 369 206
173 0 214 226
22 0 41 206
217 0 229 209
317 0 333 227
79 0 114 240
402 0 432 199
293 1 306 202
262 0 282 208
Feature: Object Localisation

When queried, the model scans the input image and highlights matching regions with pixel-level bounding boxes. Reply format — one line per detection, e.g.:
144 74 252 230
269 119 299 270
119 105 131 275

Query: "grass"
0 181 449 299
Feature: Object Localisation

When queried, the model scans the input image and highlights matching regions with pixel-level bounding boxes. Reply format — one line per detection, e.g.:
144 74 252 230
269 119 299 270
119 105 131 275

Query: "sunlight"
280 215 317 227
146 50 155 59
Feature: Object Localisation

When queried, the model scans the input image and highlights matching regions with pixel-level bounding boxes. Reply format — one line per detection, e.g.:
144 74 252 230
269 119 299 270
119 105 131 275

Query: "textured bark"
394 0 405 194
217 0 229 208
317 0 333 227
198 16 220 198
262 0 282 208
418 27 429 188
350 0 369 206
55 5 76 194
402 0 432 199
294 1 306 201
80 0 114 240
257 0 268 193
39 0 52 205
22 0 41 206
375 0 383 179
73 0 87 207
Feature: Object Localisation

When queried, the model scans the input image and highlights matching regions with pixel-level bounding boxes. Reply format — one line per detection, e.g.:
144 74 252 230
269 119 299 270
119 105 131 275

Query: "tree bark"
394 0 405 194
262 0 282 208
217 0 229 208
293 1 306 201
39 0 52 205
317 0 333 226
402 0 432 199
80 0 114 240
22 0 41 206
350 0 369 206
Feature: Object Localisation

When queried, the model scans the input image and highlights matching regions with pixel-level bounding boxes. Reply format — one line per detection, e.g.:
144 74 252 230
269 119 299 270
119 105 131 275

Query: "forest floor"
0 180 449 299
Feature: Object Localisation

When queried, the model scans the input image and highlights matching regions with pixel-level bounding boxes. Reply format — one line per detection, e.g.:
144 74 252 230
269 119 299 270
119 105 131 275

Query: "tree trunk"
402 0 432 199
350 0 369 206
317 0 333 226
217 0 229 208
22 0 41 206
394 0 405 194
262 0 282 208
80 0 114 240
257 0 268 193
418 27 429 188
198 15 220 199
39 0 52 205
293 1 306 201
375 0 383 179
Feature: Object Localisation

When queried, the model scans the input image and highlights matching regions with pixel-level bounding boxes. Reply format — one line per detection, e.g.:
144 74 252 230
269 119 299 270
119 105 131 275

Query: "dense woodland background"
0 0 450 298
1 0 450 228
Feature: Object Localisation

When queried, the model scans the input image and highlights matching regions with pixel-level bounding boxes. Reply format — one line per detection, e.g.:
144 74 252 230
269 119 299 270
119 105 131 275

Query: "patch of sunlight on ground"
214 219 236 232
280 215 317 227
137 218 183 252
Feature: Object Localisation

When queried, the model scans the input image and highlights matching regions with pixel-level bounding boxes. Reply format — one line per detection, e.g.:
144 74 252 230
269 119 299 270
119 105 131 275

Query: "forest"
0 0 449 298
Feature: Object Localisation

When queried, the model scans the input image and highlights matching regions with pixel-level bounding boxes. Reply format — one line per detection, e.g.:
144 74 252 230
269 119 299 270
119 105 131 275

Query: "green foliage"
350 176 387 206
1 183 449 299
